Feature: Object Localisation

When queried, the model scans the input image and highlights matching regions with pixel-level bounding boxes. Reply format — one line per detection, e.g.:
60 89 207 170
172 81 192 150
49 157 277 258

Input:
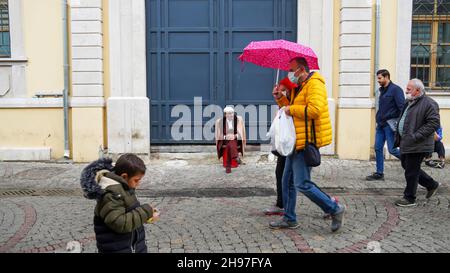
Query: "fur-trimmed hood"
80 158 116 200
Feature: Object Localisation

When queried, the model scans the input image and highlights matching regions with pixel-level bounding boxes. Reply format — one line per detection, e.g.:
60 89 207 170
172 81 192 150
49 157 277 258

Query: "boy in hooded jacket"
80 154 159 253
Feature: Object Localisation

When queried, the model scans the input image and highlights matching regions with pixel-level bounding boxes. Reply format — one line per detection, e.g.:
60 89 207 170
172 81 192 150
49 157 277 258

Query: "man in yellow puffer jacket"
269 57 345 233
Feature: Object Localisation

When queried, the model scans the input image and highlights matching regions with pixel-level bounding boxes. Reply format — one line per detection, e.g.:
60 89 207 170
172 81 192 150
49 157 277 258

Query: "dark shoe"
226 167 231 174
331 204 345 232
263 207 285 216
395 198 417 207
269 218 299 229
366 173 385 181
426 183 440 199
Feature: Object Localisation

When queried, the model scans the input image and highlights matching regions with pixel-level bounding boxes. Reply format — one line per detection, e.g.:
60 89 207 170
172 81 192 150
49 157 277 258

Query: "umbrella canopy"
238 39 320 71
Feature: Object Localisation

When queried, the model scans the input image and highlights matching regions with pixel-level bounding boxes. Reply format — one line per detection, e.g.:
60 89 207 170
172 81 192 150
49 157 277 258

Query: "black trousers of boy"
427 141 446 159
275 156 286 208
401 153 439 202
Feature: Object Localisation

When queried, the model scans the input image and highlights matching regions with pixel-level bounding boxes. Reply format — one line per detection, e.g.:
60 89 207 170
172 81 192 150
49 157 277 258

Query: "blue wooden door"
146 0 297 144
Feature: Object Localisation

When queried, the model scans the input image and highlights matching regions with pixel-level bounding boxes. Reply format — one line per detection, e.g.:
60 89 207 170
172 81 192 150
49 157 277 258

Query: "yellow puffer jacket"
276 72 332 151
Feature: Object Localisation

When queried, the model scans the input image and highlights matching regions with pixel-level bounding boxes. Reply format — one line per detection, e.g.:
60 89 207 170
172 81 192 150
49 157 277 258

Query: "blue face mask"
288 69 300 84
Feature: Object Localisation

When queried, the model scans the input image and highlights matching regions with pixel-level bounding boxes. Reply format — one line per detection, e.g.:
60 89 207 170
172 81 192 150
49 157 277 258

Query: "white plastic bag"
267 110 280 153
267 108 296 156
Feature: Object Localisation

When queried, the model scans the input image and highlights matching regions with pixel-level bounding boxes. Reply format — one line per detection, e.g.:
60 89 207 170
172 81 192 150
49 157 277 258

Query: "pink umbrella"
238 39 320 83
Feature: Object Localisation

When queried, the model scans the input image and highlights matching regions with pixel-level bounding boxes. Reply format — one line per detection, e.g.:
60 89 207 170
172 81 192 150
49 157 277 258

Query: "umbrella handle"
276 68 280 85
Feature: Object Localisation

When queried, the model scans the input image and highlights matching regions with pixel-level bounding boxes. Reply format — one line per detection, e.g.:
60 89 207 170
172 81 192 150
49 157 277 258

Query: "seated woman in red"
215 106 246 173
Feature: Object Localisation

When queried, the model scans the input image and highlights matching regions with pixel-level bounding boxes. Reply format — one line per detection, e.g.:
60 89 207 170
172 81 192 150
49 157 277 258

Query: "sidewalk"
0 152 448 193
1 153 449 253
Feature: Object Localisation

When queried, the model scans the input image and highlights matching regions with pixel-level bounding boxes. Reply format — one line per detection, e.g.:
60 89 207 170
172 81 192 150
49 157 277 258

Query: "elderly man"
395 79 441 207
215 106 246 174
270 57 345 232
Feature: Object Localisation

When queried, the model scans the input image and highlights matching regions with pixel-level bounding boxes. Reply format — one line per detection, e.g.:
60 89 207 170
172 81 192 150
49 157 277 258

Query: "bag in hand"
267 109 296 157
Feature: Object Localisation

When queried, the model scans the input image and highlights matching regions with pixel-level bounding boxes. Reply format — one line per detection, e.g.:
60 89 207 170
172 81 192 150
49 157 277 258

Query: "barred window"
0 0 10 57
411 0 450 90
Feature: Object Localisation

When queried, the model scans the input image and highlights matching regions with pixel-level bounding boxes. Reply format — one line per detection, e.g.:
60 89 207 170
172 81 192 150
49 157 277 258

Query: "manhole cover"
14 167 67 180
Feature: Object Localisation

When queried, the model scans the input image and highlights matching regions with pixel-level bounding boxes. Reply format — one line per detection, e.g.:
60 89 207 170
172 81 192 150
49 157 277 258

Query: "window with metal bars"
0 0 10 58
411 0 450 90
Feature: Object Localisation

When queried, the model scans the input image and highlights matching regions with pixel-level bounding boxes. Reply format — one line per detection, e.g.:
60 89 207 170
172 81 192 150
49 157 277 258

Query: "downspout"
374 0 381 112
62 0 70 159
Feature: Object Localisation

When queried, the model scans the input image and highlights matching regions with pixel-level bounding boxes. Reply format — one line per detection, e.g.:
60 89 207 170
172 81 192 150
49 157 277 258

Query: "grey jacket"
395 95 440 154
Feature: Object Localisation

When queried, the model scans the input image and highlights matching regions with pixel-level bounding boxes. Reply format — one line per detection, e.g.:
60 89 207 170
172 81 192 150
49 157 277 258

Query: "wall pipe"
374 0 381 112
62 0 70 159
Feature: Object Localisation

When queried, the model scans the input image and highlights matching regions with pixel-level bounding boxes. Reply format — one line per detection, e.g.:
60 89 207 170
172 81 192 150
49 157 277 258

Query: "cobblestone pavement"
0 153 448 191
0 153 449 253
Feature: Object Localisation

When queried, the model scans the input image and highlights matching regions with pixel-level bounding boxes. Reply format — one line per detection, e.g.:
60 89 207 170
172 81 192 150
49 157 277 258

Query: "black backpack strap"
304 106 317 145
305 107 309 145
311 120 317 145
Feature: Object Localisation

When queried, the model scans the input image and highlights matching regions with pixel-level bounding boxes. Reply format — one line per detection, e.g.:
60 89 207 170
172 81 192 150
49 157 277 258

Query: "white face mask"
288 69 300 84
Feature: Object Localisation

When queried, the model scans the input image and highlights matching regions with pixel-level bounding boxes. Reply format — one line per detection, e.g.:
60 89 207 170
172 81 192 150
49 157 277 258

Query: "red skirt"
222 145 239 168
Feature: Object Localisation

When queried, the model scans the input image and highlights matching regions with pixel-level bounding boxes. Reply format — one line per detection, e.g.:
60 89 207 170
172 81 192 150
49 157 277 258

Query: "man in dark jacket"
394 79 441 207
367 70 405 181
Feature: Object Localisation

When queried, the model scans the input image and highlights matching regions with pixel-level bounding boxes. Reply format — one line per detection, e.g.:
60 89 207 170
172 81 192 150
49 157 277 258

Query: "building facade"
0 0 449 162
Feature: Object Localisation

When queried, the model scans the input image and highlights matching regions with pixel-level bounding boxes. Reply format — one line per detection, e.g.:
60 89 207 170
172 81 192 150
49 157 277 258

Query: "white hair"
410 78 425 94
224 106 234 113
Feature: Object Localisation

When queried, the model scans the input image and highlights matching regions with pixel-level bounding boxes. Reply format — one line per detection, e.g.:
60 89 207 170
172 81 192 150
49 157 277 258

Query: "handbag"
303 107 321 167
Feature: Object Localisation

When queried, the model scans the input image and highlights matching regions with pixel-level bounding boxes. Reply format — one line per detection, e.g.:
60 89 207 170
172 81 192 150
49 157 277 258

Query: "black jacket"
80 158 152 253
376 82 405 128
94 194 149 253
395 95 440 154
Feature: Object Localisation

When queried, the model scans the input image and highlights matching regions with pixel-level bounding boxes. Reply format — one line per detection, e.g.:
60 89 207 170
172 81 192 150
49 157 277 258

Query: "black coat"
80 158 151 253
395 95 440 154
94 200 148 253
93 173 151 253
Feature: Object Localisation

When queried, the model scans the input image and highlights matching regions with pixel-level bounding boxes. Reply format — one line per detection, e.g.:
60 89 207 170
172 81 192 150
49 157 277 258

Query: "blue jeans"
375 125 401 174
282 151 339 223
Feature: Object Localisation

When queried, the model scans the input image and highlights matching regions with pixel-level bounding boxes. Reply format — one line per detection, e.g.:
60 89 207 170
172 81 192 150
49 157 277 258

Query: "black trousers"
401 153 439 202
275 156 286 208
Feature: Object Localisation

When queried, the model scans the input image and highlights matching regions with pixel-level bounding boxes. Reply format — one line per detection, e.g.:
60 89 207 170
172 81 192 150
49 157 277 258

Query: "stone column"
298 0 336 155
337 0 374 160
70 0 105 162
107 0 150 156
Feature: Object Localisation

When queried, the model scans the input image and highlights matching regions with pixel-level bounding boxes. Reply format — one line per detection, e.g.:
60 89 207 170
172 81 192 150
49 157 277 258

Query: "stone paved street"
0 153 449 253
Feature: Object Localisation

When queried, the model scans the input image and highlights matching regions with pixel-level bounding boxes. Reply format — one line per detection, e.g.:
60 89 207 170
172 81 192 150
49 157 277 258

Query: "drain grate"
137 187 277 198
40 189 81 196
0 189 37 197
0 189 82 198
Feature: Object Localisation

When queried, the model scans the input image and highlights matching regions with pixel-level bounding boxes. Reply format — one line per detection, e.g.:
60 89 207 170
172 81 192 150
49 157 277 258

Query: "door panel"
147 0 297 143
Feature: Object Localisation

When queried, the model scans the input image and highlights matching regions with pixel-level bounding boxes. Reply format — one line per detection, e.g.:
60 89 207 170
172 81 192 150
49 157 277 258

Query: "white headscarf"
224 106 234 114
224 106 235 131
